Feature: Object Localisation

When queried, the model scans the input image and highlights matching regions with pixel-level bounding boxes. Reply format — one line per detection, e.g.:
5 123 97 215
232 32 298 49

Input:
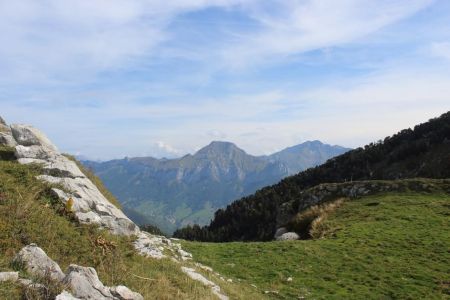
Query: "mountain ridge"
173 111 450 241
83 140 350 233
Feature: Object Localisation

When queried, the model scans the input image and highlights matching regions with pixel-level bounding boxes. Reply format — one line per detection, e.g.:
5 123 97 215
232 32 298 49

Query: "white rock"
194 263 213 272
274 227 288 239
276 232 300 241
287 277 293 282
14 244 65 281
11 123 193 266
63 264 115 300
134 232 167 259
0 271 19 282
16 147 85 179
36 175 138 236
10 124 58 151
181 267 228 300
0 132 17 147
55 290 82 300
178 249 193 261
15 145 56 160
17 278 33 286
110 285 144 300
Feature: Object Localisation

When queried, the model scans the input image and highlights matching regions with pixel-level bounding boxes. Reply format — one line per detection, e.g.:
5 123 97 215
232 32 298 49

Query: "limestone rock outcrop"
9 124 138 236
13 243 65 281
63 265 116 300
14 245 143 300
0 117 17 147
110 285 144 300
11 124 58 151
1 118 226 299
0 118 196 260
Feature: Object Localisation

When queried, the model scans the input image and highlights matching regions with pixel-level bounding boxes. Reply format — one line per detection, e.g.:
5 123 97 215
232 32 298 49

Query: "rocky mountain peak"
197 141 241 153
194 141 246 160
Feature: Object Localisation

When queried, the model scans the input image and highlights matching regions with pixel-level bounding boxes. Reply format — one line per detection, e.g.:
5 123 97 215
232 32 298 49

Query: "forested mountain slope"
174 111 450 241
84 141 349 233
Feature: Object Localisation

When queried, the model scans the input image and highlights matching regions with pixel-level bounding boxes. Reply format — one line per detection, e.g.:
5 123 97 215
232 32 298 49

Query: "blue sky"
1 0 449 160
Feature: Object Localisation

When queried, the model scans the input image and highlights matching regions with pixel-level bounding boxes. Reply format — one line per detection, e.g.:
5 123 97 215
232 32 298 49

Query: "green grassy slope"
183 192 450 299
0 146 264 299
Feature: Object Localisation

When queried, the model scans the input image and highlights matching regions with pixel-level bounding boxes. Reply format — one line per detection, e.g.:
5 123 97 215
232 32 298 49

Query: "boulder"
15 145 55 160
0 271 19 282
0 132 17 147
276 232 299 241
10 124 58 151
0 116 5 125
13 244 65 281
63 264 115 300
110 285 144 300
274 227 288 239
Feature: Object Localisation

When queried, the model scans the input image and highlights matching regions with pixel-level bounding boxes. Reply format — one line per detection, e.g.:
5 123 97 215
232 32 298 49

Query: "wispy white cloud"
220 0 434 68
3 64 448 159
0 0 448 159
0 0 434 83
0 0 247 84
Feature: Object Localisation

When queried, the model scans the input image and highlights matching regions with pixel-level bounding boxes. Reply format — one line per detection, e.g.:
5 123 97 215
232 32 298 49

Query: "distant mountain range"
82 140 350 233
173 112 450 242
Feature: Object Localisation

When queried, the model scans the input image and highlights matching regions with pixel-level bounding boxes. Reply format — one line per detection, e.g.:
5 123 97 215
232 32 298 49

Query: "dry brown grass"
0 147 260 299
287 198 345 239
0 148 216 299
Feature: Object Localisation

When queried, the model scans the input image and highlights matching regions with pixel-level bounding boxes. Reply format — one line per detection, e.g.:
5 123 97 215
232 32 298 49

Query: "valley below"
83 141 349 234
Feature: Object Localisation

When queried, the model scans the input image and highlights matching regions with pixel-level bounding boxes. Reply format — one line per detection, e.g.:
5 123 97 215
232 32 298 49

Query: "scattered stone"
110 285 144 300
227 278 233 283
276 232 300 241
14 244 65 281
7 123 221 299
0 271 19 282
287 277 293 282
264 290 279 295
134 232 167 259
55 290 82 300
17 278 33 286
181 267 229 300
178 249 193 261
63 264 115 300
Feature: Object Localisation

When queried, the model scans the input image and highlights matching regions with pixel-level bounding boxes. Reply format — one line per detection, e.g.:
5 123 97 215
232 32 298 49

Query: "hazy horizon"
77 139 351 161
